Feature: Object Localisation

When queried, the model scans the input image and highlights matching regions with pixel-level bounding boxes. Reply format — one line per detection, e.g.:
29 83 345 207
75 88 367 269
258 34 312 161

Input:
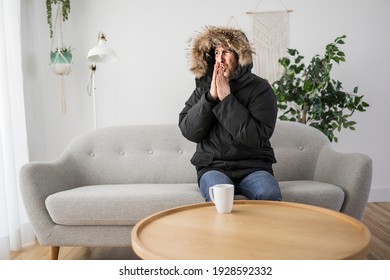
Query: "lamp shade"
87 32 117 63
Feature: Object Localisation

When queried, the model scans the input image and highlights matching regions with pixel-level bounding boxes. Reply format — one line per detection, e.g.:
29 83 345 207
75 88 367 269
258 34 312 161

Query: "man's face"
215 45 238 80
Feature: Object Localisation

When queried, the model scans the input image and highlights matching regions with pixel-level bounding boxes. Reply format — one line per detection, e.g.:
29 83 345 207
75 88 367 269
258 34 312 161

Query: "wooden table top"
131 200 371 260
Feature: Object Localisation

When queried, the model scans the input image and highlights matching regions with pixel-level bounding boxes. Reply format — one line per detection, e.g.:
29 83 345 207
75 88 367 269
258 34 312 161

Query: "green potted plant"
50 46 73 74
46 0 72 113
272 35 369 142
46 0 72 75
50 47 72 63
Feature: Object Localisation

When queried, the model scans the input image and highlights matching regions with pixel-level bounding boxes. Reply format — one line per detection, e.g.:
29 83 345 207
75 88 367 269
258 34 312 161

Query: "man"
179 26 281 202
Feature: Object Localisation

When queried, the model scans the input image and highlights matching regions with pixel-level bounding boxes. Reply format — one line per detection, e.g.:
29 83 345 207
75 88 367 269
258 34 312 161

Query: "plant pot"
50 52 73 75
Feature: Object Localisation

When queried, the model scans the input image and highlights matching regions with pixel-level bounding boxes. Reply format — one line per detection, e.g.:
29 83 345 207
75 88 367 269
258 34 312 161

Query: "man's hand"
216 64 231 101
210 63 219 101
210 62 231 101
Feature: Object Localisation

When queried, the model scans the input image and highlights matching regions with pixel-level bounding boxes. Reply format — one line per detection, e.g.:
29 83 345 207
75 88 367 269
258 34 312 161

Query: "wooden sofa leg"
49 246 60 260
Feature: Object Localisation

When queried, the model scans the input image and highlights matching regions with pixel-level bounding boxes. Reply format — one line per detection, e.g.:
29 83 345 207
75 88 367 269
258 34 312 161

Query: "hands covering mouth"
210 62 231 101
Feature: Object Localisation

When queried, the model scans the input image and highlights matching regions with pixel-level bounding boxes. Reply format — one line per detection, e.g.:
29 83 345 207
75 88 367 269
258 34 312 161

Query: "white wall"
21 0 390 201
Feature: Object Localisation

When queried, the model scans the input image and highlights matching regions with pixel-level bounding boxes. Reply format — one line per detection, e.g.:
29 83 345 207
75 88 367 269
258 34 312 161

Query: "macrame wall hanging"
49 1 72 114
226 16 241 29
247 0 292 84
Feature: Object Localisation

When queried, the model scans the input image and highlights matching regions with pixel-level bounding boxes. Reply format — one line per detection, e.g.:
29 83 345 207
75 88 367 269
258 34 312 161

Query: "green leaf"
295 55 304 64
337 51 346 57
279 115 288 121
303 80 313 91
280 57 290 68
287 48 298 56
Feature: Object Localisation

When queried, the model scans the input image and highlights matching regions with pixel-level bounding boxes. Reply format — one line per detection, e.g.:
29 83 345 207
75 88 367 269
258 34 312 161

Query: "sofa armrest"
19 156 82 244
314 144 372 220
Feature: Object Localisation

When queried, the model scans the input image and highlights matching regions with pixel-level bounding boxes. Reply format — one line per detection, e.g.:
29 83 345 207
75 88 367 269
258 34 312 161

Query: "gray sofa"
20 121 372 259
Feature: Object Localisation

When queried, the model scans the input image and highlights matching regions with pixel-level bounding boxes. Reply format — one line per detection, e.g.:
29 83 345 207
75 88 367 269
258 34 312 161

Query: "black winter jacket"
179 64 278 182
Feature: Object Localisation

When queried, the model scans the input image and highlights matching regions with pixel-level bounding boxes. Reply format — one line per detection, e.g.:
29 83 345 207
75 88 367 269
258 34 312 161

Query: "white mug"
209 184 234 214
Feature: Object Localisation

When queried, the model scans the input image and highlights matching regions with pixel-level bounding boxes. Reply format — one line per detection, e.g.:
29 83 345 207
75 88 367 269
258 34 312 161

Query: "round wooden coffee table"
131 200 370 260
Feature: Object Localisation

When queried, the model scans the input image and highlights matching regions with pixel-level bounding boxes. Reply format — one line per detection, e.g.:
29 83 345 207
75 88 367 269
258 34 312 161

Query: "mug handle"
209 187 215 203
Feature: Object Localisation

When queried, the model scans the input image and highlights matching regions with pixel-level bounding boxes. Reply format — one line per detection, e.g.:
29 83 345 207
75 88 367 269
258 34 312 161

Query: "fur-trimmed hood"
189 26 254 79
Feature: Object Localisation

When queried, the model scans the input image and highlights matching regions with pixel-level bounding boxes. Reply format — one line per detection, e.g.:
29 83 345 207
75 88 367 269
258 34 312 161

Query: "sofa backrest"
61 121 329 185
63 124 197 185
271 121 329 181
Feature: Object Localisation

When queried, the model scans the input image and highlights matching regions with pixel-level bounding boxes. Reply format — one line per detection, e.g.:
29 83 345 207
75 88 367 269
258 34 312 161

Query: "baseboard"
368 185 390 202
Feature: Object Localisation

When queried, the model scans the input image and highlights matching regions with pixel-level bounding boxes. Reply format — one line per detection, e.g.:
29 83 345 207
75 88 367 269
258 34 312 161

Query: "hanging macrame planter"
50 50 72 75
49 1 72 113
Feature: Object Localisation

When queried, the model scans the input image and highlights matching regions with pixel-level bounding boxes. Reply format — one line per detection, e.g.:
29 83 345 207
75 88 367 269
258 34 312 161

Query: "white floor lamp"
87 31 117 129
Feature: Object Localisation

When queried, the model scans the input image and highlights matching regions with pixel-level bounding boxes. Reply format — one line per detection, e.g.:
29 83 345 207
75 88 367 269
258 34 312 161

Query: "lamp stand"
87 64 97 129
87 31 117 129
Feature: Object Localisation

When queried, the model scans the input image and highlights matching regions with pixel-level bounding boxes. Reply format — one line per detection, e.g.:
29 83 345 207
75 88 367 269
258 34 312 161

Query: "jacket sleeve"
213 82 277 148
178 88 218 143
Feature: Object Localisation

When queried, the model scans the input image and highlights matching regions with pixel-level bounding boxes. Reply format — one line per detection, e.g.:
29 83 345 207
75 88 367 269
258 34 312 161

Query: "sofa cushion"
45 184 204 226
279 180 345 211
46 180 344 227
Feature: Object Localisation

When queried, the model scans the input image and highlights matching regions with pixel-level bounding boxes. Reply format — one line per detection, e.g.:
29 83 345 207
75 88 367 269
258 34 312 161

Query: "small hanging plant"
272 35 369 142
47 0 73 75
50 47 73 75
50 46 73 64
46 0 71 38
46 0 72 114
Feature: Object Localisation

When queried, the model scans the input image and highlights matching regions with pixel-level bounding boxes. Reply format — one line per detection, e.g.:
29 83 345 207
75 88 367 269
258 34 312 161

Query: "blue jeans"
199 170 282 202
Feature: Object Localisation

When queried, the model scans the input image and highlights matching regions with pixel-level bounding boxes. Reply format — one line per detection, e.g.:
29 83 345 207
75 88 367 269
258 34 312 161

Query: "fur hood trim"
189 26 254 78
